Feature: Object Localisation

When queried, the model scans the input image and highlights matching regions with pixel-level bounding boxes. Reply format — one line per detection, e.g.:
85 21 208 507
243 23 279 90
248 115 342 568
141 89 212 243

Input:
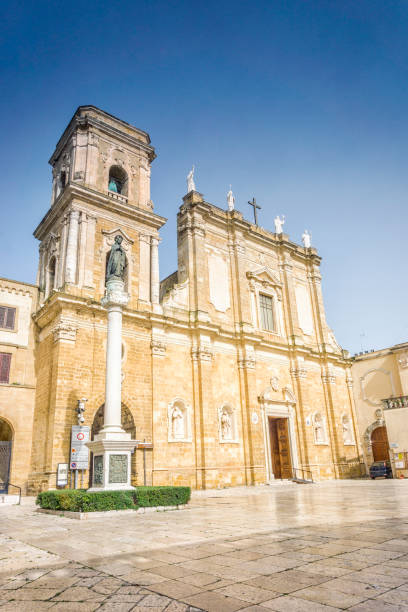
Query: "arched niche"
91 404 136 439
108 165 128 196
0 418 13 493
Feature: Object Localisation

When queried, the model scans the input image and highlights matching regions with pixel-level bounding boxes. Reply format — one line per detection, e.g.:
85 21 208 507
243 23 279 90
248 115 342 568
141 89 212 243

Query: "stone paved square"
2 481 408 610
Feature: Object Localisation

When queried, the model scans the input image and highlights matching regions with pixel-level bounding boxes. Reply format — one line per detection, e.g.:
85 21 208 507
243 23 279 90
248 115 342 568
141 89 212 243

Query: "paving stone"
261 595 340 610
215 583 276 604
51 586 106 601
147 580 203 599
293 585 367 609
182 591 247 611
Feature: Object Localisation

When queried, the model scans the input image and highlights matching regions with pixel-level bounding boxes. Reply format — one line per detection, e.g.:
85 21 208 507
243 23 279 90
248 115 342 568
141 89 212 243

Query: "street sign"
57 463 69 487
70 426 90 470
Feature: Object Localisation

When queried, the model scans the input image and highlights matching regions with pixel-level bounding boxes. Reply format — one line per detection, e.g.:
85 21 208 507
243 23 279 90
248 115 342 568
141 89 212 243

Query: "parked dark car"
369 461 393 479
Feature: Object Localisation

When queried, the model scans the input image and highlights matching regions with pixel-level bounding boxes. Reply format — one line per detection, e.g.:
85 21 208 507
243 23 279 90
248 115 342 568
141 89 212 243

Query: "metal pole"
143 439 147 486
74 470 78 489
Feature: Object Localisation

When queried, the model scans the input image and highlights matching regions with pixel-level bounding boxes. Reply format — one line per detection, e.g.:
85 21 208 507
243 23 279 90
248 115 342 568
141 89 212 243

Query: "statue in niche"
314 413 325 444
186 166 195 192
221 409 232 440
106 235 127 283
342 415 353 444
172 405 184 439
274 215 285 234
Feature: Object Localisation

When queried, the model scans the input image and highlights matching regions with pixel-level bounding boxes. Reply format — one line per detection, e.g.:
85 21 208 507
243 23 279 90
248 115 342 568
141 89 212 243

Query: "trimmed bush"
36 486 191 512
135 486 191 507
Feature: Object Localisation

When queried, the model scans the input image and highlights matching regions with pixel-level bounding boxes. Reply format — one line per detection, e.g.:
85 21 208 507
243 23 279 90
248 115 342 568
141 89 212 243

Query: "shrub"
36 486 190 512
135 486 191 507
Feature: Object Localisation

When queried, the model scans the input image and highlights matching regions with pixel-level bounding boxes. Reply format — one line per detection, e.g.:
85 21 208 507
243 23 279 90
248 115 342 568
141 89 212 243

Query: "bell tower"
34 106 166 309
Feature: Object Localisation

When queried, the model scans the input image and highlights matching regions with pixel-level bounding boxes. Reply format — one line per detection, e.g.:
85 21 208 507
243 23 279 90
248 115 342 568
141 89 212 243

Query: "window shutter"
0 353 11 383
0 307 5 328
5 308 15 330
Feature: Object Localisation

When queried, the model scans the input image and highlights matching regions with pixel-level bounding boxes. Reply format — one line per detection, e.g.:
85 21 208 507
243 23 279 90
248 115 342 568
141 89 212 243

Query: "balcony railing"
382 395 408 410
107 190 128 204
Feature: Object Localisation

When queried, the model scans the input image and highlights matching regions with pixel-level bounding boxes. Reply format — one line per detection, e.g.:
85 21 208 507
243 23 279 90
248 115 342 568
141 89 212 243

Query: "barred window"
0 307 16 331
259 294 274 331
0 353 11 384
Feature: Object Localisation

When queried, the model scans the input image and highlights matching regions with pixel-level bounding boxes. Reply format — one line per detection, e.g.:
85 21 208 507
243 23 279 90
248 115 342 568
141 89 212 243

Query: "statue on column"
186 166 195 193
106 235 127 283
274 215 285 234
227 186 235 211
302 230 311 248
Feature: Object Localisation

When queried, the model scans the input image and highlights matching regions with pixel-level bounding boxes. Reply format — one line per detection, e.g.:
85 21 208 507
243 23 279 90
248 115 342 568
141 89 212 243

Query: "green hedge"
36 486 190 512
135 486 190 507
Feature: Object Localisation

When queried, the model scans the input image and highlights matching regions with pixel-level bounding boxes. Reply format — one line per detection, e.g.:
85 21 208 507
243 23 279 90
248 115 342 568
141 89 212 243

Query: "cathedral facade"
0 106 363 494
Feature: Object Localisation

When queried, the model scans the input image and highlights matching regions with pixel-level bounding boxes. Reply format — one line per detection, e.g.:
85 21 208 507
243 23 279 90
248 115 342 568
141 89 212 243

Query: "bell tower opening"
108 165 128 196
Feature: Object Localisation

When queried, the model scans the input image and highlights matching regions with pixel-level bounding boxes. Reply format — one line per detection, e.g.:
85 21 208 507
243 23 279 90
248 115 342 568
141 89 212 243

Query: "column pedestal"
87 278 137 491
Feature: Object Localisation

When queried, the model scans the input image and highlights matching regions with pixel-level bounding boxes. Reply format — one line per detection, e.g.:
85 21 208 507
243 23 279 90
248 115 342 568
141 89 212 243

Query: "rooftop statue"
274 214 285 234
186 166 195 193
302 229 312 248
227 186 235 211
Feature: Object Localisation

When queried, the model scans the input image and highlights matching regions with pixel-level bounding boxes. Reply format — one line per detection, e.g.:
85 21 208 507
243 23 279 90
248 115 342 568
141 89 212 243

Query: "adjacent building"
352 343 408 478
0 106 363 494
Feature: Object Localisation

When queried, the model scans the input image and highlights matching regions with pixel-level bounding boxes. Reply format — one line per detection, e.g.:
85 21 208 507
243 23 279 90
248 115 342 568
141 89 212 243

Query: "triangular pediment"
246 266 282 287
102 227 134 245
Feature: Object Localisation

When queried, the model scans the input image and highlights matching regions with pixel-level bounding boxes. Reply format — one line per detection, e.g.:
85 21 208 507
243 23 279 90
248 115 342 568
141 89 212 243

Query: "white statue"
172 405 184 438
314 413 325 444
302 230 311 248
274 215 285 234
186 166 195 193
227 186 235 211
221 409 232 439
342 415 353 445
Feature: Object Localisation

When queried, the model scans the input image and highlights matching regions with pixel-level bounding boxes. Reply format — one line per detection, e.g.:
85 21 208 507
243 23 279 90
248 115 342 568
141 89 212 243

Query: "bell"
108 179 118 192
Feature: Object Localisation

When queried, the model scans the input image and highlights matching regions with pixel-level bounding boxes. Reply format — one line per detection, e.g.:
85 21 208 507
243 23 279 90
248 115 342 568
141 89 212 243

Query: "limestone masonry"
0 106 363 494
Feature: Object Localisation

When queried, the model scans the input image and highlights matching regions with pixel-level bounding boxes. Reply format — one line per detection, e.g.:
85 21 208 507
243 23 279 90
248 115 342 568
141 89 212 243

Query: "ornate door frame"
259 391 299 482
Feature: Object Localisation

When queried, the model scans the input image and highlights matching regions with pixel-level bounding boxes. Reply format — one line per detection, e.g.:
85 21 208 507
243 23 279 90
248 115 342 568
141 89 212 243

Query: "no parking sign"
70 426 90 469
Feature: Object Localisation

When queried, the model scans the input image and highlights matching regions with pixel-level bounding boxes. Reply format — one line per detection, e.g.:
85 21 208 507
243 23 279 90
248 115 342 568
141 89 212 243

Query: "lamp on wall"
76 398 87 425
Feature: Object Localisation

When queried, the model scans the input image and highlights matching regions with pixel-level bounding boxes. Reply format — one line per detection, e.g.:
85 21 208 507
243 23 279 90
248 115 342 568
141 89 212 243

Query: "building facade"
352 343 408 477
0 106 363 494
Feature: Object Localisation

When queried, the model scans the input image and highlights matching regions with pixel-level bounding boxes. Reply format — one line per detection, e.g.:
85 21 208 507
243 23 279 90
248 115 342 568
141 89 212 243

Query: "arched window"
46 256 56 298
108 165 128 196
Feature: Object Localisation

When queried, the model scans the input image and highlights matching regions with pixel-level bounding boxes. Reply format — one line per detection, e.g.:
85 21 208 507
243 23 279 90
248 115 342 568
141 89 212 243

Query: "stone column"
65 210 80 284
87 278 137 491
101 279 127 435
150 237 160 306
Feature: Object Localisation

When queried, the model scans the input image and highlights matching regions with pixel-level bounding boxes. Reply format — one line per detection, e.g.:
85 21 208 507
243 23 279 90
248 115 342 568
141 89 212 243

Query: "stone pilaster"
150 236 160 306
65 210 80 284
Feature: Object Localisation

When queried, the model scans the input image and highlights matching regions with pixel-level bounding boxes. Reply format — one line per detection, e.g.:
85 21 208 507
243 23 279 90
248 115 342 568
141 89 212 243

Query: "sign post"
70 426 90 488
57 463 69 488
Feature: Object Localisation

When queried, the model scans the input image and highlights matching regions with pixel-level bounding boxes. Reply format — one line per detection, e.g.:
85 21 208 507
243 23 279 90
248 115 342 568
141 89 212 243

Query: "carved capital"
321 370 336 384
53 322 77 344
290 366 307 379
238 356 256 370
191 344 213 362
151 339 166 357
101 279 129 308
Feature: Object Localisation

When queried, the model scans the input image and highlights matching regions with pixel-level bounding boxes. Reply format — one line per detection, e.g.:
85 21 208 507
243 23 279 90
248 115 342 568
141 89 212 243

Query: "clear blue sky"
1 0 407 354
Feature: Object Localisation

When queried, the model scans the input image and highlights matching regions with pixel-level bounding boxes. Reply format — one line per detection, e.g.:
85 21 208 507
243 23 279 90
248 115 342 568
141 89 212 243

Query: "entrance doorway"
371 426 389 462
0 419 13 493
268 417 293 479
